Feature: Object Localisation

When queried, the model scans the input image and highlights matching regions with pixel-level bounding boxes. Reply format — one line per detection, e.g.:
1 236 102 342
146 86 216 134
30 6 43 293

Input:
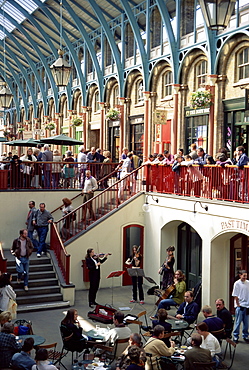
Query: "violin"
93 253 112 259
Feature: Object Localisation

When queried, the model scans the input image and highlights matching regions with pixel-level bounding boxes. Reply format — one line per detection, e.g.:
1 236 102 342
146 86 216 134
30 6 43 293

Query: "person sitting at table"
126 346 145 370
0 310 12 327
60 308 87 353
11 337 36 370
116 333 146 370
196 322 222 367
215 298 233 338
143 325 175 370
157 270 186 311
202 305 224 332
175 291 200 325
151 309 172 347
184 333 212 370
106 311 132 359
0 322 22 369
31 348 58 370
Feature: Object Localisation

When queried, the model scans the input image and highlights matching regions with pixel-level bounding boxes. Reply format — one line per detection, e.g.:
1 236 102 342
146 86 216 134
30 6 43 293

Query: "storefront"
129 115 144 158
185 107 209 153
108 120 120 162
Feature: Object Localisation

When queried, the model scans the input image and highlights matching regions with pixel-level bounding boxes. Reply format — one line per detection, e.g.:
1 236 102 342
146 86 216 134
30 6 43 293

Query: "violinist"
158 246 175 290
85 248 109 308
126 245 144 304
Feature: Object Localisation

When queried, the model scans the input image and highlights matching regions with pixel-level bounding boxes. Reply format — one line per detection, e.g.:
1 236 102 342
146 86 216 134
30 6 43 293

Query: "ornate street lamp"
199 0 236 30
0 82 13 108
50 0 71 86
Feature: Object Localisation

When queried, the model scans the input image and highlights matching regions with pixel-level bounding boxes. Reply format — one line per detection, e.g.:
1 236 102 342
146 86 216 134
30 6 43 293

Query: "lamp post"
199 0 236 30
50 1 71 87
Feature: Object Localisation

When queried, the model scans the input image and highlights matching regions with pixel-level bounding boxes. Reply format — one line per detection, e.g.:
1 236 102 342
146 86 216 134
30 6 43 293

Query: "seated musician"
157 270 186 311
151 309 172 347
175 291 200 324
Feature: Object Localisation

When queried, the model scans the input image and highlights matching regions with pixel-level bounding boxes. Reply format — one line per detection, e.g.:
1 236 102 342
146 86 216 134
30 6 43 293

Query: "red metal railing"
145 164 249 203
53 166 145 243
0 161 119 190
0 242 7 274
50 223 70 284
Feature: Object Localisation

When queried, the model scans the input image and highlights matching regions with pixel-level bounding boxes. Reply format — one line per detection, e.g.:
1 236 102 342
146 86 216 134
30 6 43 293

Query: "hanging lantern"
199 0 236 30
0 82 13 108
50 49 72 87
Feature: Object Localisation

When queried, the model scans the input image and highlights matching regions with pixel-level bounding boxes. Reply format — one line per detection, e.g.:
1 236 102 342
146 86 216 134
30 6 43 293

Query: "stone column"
208 75 217 156
99 102 105 149
172 84 180 155
82 106 87 147
119 97 126 158
143 91 151 162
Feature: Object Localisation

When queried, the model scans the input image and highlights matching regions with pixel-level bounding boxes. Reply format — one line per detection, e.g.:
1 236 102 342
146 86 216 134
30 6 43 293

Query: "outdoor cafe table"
86 328 110 341
167 319 189 331
18 334 46 346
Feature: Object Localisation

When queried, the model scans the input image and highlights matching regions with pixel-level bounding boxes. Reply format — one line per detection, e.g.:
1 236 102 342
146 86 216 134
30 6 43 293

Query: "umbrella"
40 134 83 146
0 137 8 142
6 138 40 147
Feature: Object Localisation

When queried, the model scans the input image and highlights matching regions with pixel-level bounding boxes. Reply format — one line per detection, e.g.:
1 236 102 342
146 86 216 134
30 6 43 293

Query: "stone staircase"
5 251 70 312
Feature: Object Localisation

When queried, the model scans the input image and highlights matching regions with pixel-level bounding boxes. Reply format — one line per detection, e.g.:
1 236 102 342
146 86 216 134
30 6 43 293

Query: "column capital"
217 75 227 82
99 102 105 110
82 106 87 113
209 75 218 86
173 84 180 94
143 91 151 101
119 97 126 105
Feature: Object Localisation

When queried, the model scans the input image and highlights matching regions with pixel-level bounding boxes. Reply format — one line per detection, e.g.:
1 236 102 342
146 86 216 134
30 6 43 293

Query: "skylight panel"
15 0 38 14
3 2 26 23
0 13 15 33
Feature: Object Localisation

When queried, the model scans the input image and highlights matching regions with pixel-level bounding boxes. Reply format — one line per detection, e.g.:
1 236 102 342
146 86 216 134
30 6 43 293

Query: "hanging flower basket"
71 117 83 127
190 88 213 109
18 128 25 133
45 122 56 130
106 108 121 120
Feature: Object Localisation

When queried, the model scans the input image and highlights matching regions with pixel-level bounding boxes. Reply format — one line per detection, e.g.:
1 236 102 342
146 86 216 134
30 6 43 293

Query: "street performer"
157 270 186 311
158 246 175 289
126 245 144 304
85 248 109 308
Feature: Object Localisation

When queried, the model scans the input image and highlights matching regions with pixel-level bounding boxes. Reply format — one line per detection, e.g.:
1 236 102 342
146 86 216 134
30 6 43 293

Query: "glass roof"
0 0 46 40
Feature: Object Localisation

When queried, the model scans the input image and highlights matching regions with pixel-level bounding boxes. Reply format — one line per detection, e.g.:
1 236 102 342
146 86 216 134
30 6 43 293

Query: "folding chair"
193 361 216 369
59 324 86 367
210 328 226 343
223 338 237 369
93 337 130 365
156 356 178 370
125 310 149 340
37 342 67 369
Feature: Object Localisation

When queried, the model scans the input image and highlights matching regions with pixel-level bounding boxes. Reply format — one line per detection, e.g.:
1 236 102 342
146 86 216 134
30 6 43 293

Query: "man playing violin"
126 245 144 304
85 248 110 308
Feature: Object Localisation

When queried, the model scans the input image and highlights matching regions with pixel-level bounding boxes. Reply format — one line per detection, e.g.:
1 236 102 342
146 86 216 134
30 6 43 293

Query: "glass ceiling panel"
3 2 26 23
15 0 37 14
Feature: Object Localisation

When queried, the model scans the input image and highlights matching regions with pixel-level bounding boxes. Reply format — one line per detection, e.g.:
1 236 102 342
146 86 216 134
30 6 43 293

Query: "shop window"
136 80 144 103
113 85 119 106
163 71 173 98
196 60 207 88
94 91 99 112
238 47 249 80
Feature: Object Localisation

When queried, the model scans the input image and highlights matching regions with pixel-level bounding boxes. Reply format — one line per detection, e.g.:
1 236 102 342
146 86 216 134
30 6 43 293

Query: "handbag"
7 298 17 319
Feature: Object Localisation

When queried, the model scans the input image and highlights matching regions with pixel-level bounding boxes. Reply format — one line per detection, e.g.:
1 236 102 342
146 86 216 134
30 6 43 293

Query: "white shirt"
200 333 221 357
78 151 87 168
83 176 98 193
121 157 131 173
232 279 249 308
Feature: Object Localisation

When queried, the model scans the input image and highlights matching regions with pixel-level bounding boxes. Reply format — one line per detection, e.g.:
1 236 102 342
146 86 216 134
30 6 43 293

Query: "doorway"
177 222 202 290
108 125 120 162
229 233 249 312
122 224 144 285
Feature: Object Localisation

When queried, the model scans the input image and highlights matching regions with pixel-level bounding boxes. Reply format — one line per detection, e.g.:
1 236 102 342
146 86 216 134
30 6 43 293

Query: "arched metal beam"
155 0 178 83
62 0 104 105
0 8 58 113
119 0 149 92
87 0 124 99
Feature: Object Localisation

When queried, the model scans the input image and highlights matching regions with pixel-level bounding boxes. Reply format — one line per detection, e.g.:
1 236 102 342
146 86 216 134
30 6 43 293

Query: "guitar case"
87 304 116 324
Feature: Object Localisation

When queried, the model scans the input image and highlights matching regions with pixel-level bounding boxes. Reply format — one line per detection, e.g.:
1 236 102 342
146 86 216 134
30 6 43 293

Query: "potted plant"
190 88 213 109
18 127 25 133
106 108 121 120
71 116 83 127
45 122 56 130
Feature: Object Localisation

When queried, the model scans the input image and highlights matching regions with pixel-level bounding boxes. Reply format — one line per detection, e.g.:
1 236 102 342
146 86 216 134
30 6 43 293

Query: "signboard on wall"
154 110 167 124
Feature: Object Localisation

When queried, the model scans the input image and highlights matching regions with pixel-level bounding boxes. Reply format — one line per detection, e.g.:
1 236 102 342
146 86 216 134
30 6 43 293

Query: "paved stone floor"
19 286 247 369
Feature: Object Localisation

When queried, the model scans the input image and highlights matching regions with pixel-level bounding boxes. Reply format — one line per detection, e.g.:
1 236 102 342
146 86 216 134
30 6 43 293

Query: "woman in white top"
52 149 62 189
0 273 16 312
32 348 58 370
20 148 37 188
196 322 222 367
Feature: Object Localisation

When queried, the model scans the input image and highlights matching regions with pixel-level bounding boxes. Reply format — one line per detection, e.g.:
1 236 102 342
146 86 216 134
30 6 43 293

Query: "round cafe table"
167 319 189 331
18 334 46 346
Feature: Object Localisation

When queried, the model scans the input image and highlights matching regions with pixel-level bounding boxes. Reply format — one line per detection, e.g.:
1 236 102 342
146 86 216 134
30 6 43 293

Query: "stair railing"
50 224 70 284
52 165 145 243
0 242 7 274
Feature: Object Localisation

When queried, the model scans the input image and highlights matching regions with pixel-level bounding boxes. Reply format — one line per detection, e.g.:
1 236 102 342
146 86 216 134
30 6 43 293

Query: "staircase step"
8 264 53 274
7 256 51 267
17 300 70 313
11 271 56 281
12 278 58 289
15 285 60 297
17 293 63 305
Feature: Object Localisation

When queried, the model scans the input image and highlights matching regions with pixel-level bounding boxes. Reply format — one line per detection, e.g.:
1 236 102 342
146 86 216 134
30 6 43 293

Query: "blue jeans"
16 257 29 287
158 298 178 310
233 306 249 339
37 226 48 254
28 230 39 250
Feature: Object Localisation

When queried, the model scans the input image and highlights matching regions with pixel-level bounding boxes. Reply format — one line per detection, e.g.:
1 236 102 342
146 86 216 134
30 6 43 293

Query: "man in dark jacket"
184 333 212 370
175 291 200 324
11 229 33 291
